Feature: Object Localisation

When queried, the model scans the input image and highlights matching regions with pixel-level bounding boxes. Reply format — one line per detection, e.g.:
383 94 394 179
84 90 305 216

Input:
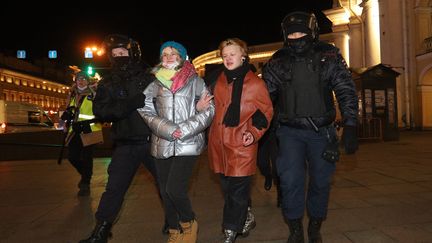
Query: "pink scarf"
171 61 196 93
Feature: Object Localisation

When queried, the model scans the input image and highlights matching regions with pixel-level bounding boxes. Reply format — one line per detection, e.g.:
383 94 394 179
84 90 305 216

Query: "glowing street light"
84 45 105 59
84 47 93 58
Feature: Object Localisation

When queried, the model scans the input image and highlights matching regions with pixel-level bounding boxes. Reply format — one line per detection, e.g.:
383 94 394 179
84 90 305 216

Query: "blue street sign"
17 50 26 59
48 50 57 59
84 49 93 58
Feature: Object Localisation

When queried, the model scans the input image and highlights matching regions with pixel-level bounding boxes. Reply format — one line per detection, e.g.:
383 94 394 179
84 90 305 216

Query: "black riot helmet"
281 11 319 43
102 34 142 65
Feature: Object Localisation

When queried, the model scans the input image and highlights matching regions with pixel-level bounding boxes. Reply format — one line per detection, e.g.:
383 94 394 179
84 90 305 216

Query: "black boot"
77 184 90 197
307 218 323 243
77 177 90 197
287 218 304 243
80 221 112 243
161 219 169 235
264 175 273 190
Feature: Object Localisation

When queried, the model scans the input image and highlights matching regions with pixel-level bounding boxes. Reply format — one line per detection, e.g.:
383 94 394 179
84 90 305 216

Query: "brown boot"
167 229 183 243
180 220 198 243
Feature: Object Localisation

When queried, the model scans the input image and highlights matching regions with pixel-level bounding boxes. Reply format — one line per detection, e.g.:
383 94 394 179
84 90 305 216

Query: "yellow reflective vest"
69 95 102 132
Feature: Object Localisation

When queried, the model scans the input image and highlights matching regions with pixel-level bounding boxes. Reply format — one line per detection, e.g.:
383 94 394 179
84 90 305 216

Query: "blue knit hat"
160 41 188 60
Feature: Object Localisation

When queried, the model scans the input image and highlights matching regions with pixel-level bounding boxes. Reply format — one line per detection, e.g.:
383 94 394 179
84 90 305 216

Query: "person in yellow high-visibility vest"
61 71 102 197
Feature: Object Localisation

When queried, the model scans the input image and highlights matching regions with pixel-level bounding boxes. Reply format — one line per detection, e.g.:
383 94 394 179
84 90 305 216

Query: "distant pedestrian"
60 71 102 197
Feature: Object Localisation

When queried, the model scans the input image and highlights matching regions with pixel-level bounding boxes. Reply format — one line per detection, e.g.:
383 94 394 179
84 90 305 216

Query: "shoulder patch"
322 51 338 58
340 57 349 69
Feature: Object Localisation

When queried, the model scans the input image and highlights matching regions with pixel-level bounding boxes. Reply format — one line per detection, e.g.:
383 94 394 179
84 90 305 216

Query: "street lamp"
84 47 93 59
84 46 104 59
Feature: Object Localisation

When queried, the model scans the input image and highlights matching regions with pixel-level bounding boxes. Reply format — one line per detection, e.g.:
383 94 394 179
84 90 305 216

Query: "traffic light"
87 66 94 76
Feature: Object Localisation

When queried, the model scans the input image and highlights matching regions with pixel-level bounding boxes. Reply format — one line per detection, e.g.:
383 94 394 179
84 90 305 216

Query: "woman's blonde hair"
218 38 248 57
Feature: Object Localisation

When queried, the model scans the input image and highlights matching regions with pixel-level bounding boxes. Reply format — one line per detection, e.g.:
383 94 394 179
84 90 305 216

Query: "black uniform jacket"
263 41 358 129
93 63 154 144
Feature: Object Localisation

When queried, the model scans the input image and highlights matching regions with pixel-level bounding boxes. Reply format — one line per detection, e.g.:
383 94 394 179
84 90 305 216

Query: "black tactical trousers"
95 142 157 223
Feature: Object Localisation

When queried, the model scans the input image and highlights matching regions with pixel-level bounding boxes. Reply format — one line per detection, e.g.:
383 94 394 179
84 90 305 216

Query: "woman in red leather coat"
207 38 273 243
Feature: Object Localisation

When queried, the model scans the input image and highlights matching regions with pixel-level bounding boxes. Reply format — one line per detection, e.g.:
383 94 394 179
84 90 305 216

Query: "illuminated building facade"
193 0 432 130
0 54 70 116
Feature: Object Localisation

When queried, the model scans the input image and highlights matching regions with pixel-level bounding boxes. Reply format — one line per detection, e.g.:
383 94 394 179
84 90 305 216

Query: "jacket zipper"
172 92 176 157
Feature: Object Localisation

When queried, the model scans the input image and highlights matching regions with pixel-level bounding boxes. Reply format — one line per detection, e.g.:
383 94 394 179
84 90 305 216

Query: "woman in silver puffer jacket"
138 41 214 243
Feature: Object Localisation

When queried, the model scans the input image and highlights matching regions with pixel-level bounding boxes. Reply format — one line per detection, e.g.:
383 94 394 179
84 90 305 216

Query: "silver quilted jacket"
138 75 214 159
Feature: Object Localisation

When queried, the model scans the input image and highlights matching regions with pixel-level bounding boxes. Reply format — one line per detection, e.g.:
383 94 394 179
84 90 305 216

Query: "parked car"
0 100 56 133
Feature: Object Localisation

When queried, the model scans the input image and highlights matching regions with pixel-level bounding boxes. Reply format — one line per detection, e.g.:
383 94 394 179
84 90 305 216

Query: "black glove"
342 126 358 154
72 121 91 134
128 93 146 110
72 122 82 133
61 106 75 121
252 109 268 130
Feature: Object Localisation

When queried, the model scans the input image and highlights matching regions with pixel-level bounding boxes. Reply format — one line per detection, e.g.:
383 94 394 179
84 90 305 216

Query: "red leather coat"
208 71 273 176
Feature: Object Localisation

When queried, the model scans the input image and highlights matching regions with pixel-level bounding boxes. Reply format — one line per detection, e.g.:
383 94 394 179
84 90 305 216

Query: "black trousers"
68 134 94 184
220 174 252 232
155 156 197 229
95 143 157 223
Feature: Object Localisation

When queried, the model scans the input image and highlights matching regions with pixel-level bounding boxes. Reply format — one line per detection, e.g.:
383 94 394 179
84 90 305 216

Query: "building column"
348 20 363 68
361 0 381 66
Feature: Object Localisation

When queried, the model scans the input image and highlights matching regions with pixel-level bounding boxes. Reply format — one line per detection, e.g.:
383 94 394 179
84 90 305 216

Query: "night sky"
1 1 333 69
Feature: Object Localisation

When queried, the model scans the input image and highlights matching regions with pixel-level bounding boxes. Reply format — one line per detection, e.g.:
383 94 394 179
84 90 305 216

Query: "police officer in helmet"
263 11 359 243
103 34 143 70
79 34 160 243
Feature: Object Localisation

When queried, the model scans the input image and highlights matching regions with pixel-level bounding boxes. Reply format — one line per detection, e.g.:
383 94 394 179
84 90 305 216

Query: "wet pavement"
0 131 432 243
